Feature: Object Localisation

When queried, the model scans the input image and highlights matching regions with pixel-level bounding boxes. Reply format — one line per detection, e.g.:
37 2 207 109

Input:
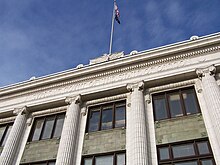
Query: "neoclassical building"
0 33 220 165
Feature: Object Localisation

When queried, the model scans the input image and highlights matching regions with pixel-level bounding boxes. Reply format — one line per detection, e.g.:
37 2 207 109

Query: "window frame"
0 123 13 147
81 150 126 165
152 87 201 121
20 160 56 165
28 113 65 142
86 100 126 133
157 138 215 165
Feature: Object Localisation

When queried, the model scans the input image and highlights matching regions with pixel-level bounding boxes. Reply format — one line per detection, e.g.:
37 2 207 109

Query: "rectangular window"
82 152 126 165
0 123 13 147
153 87 200 121
29 113 65 141
157 139 215 165
87 101 126 132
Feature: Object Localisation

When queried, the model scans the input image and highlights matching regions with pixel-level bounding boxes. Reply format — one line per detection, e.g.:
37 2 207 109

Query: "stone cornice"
149 79 196 93
86 94 127 106
0 116 16 124
0 41 219 98
0 46 220 100
32 106 67 117
0 44 220 112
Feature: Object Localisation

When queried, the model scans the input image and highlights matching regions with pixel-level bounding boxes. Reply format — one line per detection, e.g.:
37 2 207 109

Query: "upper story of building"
0 32 220 165
0 32 220 115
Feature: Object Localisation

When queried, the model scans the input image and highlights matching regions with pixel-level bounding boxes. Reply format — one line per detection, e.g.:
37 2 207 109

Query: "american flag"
114 2 120 24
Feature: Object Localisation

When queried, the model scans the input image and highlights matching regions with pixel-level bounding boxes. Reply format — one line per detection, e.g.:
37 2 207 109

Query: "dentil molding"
0 45 220 108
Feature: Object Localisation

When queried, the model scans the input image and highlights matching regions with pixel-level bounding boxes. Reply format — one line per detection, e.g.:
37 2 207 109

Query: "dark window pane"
117 153 125 165
88 109 100 132
174 161 198 165
48 162 56 165
197 141 210 155
168 93 183 117
96 155 113 165
172 143 195 158
115 105 125 128
0 126 6 144
201 159 214 165
159 147 170 160
41 117 55 139
1 125 12 146
154 96 168 120
53 114 65 138
101 107 113 130
32 119 44 141
32 163 47 165
182 90 199 115
84 158 93 165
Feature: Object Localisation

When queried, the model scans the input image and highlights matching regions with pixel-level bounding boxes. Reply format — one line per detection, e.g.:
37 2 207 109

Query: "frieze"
0 45 219 107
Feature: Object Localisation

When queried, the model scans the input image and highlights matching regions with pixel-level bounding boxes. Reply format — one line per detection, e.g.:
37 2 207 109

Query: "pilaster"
126 81 148 165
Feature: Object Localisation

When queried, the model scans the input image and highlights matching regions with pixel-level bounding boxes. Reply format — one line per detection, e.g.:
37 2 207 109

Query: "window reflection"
53 114 65 138
101 107 113 130
96 155 113 165
41 117 55 139
89 110 100 132
32 119 44 141
182 90 199 115
172 143 195 158
154 96 168 120
116 153 125 165
115 106 126 128
168 93 183 117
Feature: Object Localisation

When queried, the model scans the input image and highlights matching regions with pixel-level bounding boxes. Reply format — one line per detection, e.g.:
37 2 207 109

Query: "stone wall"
155 113 207 145
82 128 126 155
20 139 60 164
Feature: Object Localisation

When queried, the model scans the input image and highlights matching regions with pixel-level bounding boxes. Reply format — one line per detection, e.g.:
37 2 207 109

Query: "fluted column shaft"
196 66 220 164
0 107 28 165
127 82 148 165
56 95 81 165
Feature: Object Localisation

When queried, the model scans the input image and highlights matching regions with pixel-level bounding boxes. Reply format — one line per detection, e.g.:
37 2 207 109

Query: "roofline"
1 31 220 94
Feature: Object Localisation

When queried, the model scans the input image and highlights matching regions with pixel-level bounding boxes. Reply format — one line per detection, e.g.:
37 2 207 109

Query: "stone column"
196 65 220 164
127 81 148 165
0 106 28 165
56 95 81 165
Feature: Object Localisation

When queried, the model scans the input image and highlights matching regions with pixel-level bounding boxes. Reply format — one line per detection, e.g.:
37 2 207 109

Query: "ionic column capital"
196 65 216 78
65 94 82 105
13 106 28 116
127 81 144 92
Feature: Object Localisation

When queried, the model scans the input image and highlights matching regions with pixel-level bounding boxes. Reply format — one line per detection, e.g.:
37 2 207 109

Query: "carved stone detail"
0 117 16 124
32 106 67 117
65 95 82 105
196 65 216 78
1 45 219 105
86 94 127 106
13 106 28 115
145 93 151 104
149 80 195 93
127 81 144 92
81 106 87 116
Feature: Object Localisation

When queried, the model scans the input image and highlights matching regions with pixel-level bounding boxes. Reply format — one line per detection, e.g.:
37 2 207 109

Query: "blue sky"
0 0 219 87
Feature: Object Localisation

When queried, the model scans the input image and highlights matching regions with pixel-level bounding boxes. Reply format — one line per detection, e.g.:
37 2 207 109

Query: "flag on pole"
114 1 120 24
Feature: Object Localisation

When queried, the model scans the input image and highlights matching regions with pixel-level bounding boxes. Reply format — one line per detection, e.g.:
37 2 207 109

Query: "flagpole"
109 0 116 55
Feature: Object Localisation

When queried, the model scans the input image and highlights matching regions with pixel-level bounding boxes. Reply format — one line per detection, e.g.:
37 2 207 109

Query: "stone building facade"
0 33 220 165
